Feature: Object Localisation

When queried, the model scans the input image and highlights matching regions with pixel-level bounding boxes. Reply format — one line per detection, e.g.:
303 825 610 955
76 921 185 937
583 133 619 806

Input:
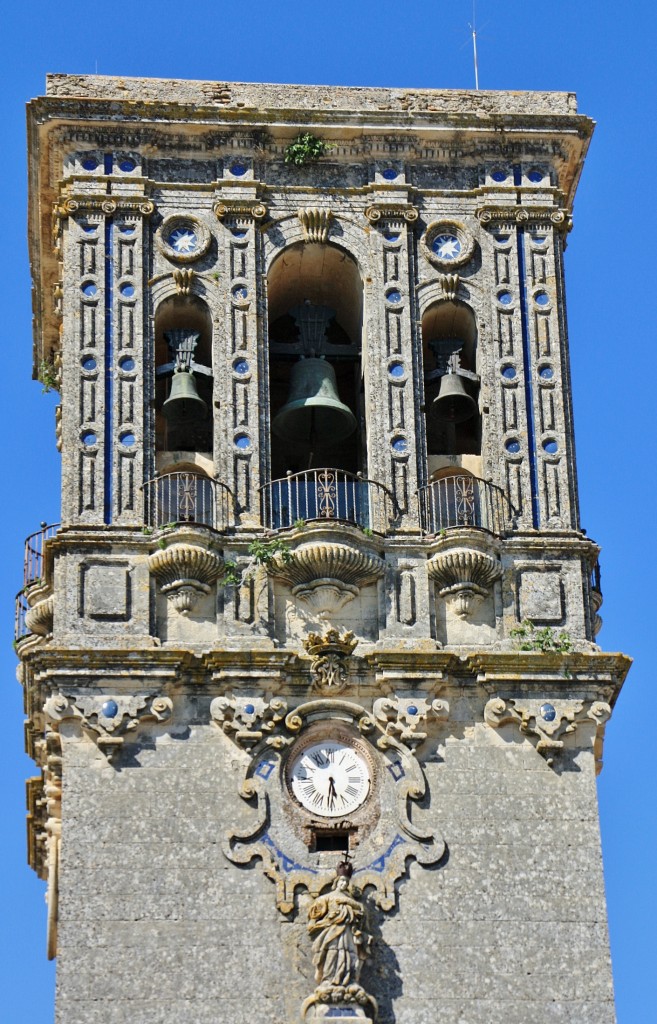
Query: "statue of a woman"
307 871 371 987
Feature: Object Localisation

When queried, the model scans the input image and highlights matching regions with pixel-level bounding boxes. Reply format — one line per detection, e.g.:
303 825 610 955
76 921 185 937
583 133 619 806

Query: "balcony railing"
14 590 29 642
261 469 397 533
142 473 234 532
418 475 514 536
24 523 60 588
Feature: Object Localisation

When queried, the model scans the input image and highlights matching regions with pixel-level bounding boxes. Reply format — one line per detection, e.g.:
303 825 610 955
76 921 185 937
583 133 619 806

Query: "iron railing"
15 590 29 642
591 560 602 596
23 523 60 588
142 473 234 532
418 475 514 536
261 469 397 533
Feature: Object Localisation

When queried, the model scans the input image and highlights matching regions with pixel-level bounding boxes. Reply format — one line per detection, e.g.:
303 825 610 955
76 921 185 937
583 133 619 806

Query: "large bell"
272 357 357 445
163 368 207 425
432 371 478 424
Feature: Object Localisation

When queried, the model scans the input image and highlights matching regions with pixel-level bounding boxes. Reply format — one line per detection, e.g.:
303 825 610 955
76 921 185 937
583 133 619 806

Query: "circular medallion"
431 233 462 261
156 215 211 263
422 219 475 270
167 225 199 255
287 738 371 818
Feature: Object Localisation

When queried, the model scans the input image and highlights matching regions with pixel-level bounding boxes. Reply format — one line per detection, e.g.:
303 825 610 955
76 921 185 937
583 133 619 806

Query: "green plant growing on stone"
220 538 292 589
38 360 59 394
510 619 573 654
284 133 333 167
293 518 306 530
248 537 292 567
360 526 374 538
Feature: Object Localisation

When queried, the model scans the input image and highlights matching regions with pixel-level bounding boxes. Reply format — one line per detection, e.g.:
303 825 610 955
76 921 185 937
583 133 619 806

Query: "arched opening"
267 243 364 478
154 296 213 465
422 300 481 478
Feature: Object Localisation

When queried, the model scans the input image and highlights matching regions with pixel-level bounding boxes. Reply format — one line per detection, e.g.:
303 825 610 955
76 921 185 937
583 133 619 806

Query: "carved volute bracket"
214 199 267 224
148 543 224 613
484 697 612 771
43 692 173 762
476 204 572 233
270 542 385 620
301 629 359 693
298 206 333 243
365 203 418 223
428 534 502 618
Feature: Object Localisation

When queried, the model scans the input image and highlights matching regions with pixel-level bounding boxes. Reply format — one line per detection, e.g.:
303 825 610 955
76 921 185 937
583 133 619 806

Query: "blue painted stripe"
513 164 539 528
104 199 114 524
516 227 540 529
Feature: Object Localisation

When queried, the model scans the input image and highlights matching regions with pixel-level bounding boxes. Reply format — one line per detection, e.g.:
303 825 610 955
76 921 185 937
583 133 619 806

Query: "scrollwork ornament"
484 696 612 769
43 692 173 762
373 696 449 752
210 695 288 749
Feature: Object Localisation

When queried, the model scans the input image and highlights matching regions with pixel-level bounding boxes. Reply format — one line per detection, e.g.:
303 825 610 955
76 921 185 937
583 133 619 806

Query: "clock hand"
328 776 337 809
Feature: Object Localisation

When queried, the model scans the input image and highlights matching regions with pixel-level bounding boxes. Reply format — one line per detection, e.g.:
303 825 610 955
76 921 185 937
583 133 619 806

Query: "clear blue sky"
2 2 654 1021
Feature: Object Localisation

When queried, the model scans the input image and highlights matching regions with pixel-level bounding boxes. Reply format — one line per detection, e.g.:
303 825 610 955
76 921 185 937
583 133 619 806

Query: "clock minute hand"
328 775 337 809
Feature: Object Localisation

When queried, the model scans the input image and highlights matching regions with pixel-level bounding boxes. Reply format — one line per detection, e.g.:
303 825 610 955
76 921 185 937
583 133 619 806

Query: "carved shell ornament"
427 545 502 618
148 543 223 613
269 541 385 619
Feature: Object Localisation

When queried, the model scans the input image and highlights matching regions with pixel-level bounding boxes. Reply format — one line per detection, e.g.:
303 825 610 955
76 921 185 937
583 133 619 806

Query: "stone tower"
21 75 630 1024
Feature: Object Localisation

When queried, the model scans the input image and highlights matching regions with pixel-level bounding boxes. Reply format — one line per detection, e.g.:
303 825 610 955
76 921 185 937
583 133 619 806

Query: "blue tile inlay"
357 834 406 874
255 760 276 781
540 703 556 722
387 760 405 782
101 699 119 719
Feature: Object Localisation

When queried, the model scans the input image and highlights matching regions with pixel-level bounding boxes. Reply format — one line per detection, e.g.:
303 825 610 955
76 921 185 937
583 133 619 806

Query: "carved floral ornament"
43 692 173 762
484 696 612 769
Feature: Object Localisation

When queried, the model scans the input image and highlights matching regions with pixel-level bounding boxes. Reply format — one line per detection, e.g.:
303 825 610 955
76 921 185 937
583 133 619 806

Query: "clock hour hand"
327 775 337 810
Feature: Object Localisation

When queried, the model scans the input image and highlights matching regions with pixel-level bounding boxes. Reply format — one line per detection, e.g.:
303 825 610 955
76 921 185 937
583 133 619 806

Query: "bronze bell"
432 370 478 424
162 368 207 425
272 357 356 445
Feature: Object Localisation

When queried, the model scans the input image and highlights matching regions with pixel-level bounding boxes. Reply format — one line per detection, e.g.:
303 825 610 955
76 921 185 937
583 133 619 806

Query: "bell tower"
21 75 630 1024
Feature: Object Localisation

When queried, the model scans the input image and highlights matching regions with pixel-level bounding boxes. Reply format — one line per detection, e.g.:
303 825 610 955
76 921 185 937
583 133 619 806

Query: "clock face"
167 226 198 254
288 740 371 818
432 233 462 260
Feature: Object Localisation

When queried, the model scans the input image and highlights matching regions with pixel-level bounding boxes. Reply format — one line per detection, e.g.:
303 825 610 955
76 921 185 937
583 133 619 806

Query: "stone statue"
302 863 377 1021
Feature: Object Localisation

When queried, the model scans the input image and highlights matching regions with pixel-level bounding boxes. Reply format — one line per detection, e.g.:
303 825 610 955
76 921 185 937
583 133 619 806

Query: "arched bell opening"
267 243 364 478
154 296 213 466
422 300 481 478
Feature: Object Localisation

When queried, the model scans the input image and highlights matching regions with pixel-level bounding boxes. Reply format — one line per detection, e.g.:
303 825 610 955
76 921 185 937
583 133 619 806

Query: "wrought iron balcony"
261 469 397 533
142 473 234 532
14 590 29 642
418 475 514 536
23 522 60 587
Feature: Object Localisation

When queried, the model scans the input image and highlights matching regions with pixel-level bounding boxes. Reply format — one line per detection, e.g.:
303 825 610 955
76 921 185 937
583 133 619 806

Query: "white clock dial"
289 741 371 818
